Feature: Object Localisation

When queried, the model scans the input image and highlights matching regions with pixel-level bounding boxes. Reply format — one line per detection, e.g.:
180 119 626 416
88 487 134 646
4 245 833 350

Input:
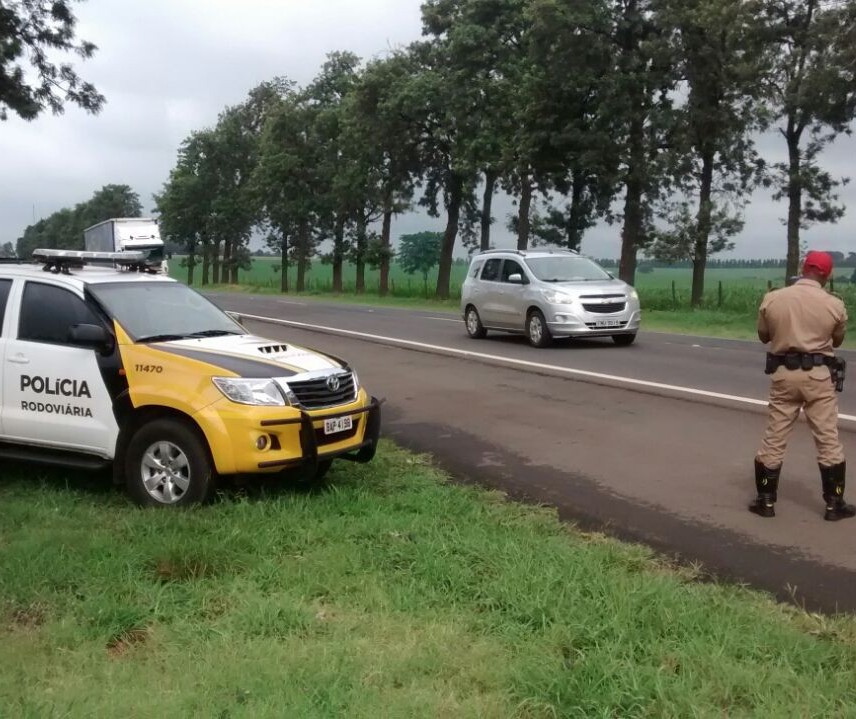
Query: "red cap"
802 251 833 278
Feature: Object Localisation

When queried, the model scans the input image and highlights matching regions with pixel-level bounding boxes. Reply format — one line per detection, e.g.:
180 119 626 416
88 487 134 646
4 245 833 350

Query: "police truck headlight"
212 378 286 406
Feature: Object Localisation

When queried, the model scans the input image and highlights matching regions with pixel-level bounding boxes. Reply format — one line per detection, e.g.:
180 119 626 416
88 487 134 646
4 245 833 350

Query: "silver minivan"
460 249 641 347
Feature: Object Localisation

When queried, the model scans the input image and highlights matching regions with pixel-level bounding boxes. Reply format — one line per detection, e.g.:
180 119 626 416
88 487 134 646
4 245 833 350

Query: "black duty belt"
765 351 835 374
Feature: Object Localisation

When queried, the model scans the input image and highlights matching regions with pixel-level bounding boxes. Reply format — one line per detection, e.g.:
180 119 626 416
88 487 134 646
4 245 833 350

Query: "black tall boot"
749 460 780 518
820 462 856 522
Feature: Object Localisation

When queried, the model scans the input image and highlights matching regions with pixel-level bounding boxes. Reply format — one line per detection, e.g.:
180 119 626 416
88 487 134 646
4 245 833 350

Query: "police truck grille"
583 302 626 314
288 373 356 409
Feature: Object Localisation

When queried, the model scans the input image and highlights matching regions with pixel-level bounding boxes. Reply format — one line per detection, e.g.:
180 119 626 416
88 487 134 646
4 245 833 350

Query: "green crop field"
171 256 856 311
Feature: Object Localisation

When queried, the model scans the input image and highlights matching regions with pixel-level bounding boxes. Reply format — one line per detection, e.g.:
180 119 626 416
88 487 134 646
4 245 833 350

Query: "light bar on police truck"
32 248 148 265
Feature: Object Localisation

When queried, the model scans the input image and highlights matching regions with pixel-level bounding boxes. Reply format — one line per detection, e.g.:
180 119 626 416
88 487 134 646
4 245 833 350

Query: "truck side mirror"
68 323 115 354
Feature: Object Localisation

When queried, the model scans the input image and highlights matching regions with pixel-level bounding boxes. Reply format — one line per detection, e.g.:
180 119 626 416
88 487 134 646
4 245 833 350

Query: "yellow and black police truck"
0 249 381 506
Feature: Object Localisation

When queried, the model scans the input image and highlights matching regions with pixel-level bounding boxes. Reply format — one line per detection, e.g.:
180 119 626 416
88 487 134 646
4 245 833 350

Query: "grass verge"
2 442 856 717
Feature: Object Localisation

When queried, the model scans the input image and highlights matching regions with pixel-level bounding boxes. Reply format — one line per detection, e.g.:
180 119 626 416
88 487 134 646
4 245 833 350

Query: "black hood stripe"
152 345 298 378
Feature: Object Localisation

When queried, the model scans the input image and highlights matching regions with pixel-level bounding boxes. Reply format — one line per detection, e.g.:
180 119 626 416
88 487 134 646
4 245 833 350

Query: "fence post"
672 280 677 308
718 281 723 308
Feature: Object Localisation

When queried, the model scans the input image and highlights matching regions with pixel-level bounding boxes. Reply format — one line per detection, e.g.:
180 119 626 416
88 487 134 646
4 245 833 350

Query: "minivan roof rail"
474 247 579 256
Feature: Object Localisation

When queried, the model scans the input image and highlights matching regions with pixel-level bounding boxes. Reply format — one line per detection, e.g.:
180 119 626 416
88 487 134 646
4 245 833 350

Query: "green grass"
3 443 856 717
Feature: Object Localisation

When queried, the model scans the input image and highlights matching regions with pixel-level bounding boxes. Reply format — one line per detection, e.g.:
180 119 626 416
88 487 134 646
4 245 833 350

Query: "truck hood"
150 334 346 378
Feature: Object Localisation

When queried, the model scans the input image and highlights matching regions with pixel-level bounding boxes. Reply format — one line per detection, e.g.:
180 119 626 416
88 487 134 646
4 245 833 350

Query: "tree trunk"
619 113 645 285
230 259 239 285
220 238 231 284
280 232 289 293
436 172 464 300
480 169 497 251
201 239 210 286
517 175 532 251
333 215 345 293
380 202 393 296
786 128 803 280
567 173 587 252
211 240 221 286
296 221 309 293
355 214 367 294
185 240 196 285
691 151 715 308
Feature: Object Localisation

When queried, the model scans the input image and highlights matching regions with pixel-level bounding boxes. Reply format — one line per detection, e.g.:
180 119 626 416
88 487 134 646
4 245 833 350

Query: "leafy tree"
398 231 442 296
154 129 219 285
253 85 324 293
305 52 372 293
345 52 419 293
655 0 769 306
0 0 104 121
422 0 526 252
395 39 481 300
0 241 16 257
544 0 676 284
760 0 856 279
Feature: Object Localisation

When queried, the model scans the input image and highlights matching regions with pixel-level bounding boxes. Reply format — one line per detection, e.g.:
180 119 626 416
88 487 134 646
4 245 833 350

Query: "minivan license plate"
324 416 353 435
595 319 621 328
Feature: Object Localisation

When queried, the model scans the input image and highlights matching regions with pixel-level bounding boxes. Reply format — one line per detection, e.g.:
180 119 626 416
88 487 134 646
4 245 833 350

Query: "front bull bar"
257 396 384 472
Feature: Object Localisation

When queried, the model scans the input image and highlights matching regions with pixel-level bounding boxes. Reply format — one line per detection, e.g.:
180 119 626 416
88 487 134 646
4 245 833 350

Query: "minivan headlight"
628 289 639 301
543 290 575 305
212 377 286 406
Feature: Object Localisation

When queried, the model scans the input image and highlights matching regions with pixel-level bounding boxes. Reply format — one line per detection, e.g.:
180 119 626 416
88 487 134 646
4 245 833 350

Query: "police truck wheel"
527 309 552 348
465 306 487 339
612 333 637 347
124 419 213 507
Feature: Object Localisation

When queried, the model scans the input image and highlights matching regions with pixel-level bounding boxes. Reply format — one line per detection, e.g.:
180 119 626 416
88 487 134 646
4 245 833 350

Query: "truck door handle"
8 355 29 365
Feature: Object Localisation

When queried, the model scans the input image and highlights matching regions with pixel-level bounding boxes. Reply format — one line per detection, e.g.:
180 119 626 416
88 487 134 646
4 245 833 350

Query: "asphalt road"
208 292 856 614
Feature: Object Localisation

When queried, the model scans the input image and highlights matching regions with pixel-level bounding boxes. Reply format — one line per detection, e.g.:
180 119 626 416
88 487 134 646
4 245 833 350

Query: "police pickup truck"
0 249 381 506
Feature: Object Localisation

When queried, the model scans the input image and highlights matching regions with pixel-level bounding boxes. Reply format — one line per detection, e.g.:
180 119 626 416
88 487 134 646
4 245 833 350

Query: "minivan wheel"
124 419 214 507
612 333 637 347
527 309 553 348
465 306 487 339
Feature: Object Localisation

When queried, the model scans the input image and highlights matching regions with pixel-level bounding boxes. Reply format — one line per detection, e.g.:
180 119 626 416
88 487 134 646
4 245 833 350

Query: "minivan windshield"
524 256 612 282
89 282 246 342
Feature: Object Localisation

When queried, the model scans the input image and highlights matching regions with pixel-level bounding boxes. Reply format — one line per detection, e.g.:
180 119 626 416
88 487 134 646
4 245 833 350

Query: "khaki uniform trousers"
756 365 845 468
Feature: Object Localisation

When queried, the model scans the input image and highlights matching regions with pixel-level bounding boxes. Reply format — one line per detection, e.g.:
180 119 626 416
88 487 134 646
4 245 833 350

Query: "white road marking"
275 299 307 306
233 310 856 423
428 316 462 323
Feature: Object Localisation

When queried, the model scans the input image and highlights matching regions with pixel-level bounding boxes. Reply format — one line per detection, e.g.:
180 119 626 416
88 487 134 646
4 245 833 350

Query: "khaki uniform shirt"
757 279 848 356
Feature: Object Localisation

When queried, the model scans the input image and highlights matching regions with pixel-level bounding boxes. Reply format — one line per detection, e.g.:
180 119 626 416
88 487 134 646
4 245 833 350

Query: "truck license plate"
324 416 353 435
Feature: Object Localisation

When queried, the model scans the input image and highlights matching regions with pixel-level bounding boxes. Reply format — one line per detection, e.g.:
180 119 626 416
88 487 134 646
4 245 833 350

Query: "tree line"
148 0 856 306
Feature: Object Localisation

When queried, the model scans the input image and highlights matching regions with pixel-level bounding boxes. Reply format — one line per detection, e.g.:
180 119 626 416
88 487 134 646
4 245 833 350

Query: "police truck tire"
124 418 214 507
612 333 637 347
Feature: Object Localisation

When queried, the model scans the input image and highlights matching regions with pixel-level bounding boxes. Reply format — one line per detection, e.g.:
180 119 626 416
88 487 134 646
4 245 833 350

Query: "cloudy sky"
2 0 855 260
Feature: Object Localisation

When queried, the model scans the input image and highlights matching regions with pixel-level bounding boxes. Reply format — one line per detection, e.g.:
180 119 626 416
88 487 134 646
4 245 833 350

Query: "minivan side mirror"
507 273 525 284
68 323 114 354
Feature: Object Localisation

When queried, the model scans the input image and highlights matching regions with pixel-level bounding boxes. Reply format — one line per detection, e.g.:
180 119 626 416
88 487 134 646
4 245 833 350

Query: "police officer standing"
751 250 855 521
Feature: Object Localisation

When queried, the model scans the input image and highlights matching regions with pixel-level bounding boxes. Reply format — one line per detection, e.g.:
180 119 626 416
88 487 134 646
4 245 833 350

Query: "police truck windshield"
89 282 245 342
524 256 611 283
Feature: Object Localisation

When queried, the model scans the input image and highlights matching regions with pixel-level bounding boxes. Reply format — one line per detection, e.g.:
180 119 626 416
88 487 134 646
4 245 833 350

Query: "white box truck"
83 218 169 274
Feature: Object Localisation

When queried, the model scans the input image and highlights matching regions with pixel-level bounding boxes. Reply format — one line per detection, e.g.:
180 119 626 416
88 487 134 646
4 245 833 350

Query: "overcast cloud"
1 0 854 260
